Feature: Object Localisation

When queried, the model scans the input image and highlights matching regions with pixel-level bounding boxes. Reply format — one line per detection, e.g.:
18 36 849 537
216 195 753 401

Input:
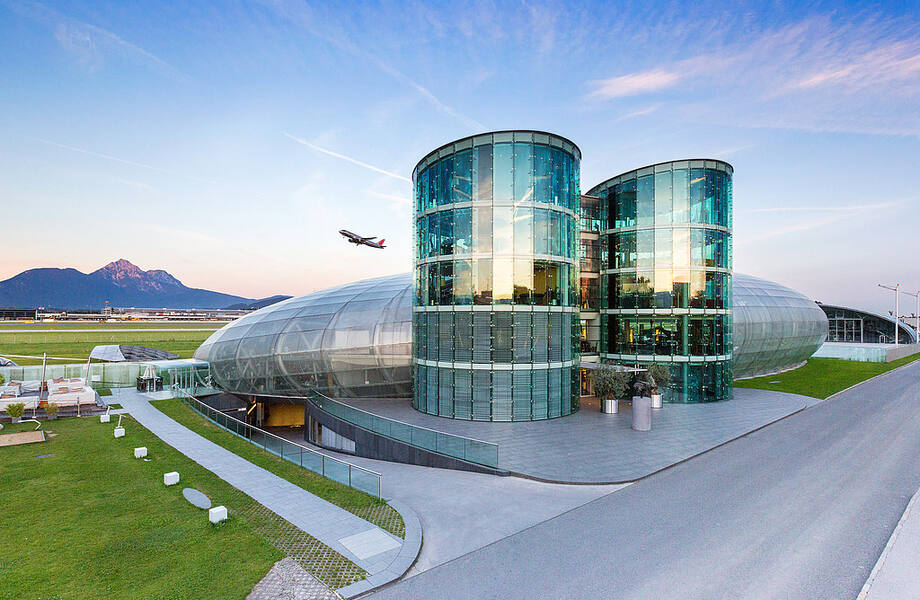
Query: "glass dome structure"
199 271 827 400
732 273 828 379
195 273 412 398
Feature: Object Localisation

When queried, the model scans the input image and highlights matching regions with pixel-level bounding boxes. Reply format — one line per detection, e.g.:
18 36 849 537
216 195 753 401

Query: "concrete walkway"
860 485 920 599
340 388 811 482
110 388 413 596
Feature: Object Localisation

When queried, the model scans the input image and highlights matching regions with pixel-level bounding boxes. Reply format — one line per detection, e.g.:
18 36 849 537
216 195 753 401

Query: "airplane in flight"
339 229 386 249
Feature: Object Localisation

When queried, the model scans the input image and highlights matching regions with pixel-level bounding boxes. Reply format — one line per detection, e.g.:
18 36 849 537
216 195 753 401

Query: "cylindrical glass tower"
590 160 733 402
412 131 581 420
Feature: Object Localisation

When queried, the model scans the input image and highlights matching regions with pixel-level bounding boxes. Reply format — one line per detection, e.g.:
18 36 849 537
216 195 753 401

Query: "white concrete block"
164 471 180 486
208 505 228 524
113 426 125 438
99 414 111 423
134 447 148 458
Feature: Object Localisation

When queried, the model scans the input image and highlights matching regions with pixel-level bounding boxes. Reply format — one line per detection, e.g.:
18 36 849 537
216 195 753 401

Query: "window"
493 143 513 205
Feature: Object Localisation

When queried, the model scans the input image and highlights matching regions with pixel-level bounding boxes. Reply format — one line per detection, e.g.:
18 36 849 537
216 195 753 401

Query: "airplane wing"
359 236 377 242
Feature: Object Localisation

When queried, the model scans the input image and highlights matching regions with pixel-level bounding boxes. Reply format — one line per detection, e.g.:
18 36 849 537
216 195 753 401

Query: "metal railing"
176 390 382 498
309 391 500 469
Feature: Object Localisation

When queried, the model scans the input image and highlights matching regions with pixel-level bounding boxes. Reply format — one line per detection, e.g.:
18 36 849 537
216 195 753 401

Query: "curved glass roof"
733 273 828 379
195 273 412 398
819 304 917 344
198 271 829 397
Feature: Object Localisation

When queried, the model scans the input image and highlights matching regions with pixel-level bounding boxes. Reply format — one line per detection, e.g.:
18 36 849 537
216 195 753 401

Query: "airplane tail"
378 239 385 246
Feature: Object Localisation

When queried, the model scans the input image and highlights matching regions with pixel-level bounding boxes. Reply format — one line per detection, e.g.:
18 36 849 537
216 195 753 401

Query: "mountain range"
0 259 290 310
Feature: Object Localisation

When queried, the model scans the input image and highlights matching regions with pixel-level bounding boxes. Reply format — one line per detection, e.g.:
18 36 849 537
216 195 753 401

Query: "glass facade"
820 304 916 345
195 274 412 399
412 131 581 420
591 160 733 403
733 273 828 379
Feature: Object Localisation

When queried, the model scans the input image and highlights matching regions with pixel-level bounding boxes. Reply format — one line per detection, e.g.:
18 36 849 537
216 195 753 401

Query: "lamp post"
899 289 920 344
879 283 900 347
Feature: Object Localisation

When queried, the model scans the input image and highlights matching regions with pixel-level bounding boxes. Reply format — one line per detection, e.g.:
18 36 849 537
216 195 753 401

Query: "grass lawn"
0 321 227 330
152 398 405 539
0 329 217 365
734 355 920 399
0 415 281 600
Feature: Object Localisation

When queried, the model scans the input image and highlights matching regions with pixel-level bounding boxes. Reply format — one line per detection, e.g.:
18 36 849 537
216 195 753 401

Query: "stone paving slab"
247 557 339 600
339 388 810 483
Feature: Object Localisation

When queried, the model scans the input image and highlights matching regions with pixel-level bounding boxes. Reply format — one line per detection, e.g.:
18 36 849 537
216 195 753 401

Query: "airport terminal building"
196 130 829 425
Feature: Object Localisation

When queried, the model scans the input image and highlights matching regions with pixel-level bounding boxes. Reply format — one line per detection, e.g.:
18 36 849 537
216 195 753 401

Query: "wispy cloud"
586 15 920 137
615 103 663 121
589 70 681 99
746 202 894 214
745 201 897 241
261 1 483 130
3 0 184 78
284 132 411 182
34 138 216 184
369 191 410 205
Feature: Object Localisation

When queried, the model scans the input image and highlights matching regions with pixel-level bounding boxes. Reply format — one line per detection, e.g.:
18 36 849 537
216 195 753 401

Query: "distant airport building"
819 304 917 345
0 308 37 320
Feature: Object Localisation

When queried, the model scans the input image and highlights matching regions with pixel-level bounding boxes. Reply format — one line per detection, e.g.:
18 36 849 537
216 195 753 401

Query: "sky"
1 0 918 314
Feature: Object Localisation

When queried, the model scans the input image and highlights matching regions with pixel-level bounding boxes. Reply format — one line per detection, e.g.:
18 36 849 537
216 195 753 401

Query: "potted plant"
5 402 25 424
45 402 59 420
591 366 632 414
646 364 672 409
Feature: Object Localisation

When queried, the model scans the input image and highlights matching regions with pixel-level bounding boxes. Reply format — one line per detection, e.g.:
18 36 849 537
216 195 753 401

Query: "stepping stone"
182 487 211 510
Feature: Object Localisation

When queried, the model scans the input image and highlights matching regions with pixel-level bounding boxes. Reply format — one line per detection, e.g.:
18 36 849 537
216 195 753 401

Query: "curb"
857 486 920 599
337 499 423 599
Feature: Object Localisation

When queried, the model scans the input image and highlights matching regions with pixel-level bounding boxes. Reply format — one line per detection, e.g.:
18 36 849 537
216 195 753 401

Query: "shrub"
647 364 672 395
5 402 25 419
0 373 5 385
591 366 632 401
45 402 59 417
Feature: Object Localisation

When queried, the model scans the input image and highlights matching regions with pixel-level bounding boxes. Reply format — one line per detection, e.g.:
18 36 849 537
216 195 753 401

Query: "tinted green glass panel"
454 208 472 254
453 150 472 203
654 170 672 225
493 205 513 255
513 205 532 255
474 145 492 204
493 143 513 205
454 259 472 305
513 142 533 204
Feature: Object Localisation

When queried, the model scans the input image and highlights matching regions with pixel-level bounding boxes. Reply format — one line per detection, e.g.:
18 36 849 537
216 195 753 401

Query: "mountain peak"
92 259 182 290
0 259 255 309
95 258 143 280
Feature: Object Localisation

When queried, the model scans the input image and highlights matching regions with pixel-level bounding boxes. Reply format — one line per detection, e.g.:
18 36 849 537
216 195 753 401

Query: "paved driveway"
369 362 920 599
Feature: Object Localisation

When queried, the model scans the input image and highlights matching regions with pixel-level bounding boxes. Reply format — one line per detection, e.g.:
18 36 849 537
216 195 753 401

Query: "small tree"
5 402 25 420
646 364 672 395
0 373 5 385
591 366 632 401
45 402 59 418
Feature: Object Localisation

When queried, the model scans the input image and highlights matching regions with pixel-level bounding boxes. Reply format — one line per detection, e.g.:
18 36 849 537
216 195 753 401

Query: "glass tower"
590 160 733 403
412 131 581 420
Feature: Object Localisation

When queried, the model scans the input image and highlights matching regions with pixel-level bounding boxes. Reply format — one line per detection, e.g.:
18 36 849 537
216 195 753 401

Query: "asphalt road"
370 362 920 600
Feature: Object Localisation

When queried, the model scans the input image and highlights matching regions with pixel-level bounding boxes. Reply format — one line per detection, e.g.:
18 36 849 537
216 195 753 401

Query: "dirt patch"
0 430 46 446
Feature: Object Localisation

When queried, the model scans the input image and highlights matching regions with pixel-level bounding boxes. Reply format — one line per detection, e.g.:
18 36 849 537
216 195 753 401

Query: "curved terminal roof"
198 272 830 397
195 274 411 399
732 273 828 379
819 303 916 344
